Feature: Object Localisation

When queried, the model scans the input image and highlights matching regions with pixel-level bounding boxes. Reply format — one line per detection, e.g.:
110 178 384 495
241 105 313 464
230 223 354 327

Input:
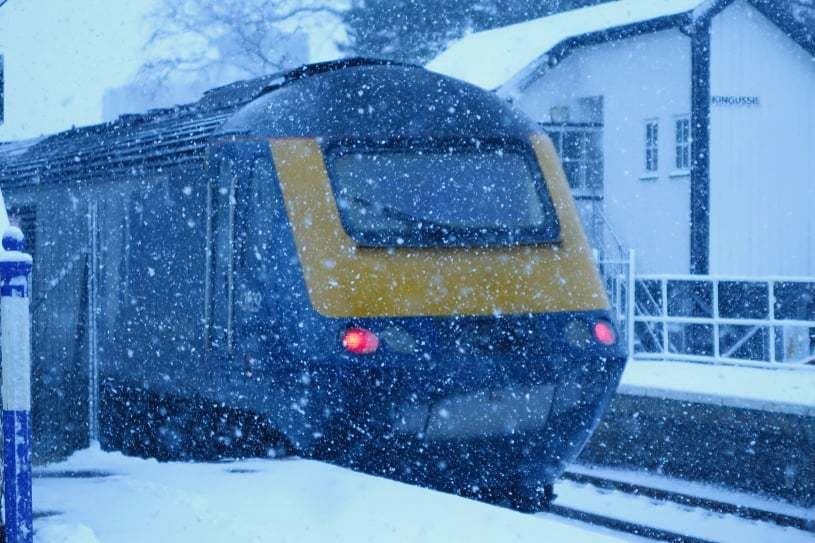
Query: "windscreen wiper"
347 195 458 234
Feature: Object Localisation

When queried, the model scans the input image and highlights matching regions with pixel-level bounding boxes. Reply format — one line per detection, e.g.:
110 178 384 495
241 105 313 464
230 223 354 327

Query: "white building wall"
709 0 815 276
509 29 693 273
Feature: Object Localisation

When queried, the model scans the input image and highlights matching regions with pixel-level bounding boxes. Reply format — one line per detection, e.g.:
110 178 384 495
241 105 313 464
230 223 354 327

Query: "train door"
206 144 330 450
231 157 289 370
207 147 291 412
18 188 111 461
6 195 91 461
206 148 244 408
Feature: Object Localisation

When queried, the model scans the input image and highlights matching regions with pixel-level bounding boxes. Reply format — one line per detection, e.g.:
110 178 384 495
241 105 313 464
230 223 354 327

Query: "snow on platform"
33 447 627 543
619 359 815 416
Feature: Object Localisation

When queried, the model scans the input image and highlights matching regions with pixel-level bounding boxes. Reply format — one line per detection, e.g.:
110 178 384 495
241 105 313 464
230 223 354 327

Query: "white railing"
631 274 815 369
597 250 634 357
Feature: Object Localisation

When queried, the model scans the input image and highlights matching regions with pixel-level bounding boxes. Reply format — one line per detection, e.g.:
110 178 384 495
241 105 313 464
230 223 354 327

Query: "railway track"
548 502 715 543
542 467 815 542
561 470 814 532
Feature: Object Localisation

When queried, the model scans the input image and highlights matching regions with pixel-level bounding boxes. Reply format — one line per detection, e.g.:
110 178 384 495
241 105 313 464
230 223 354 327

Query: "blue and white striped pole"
0 226 33 543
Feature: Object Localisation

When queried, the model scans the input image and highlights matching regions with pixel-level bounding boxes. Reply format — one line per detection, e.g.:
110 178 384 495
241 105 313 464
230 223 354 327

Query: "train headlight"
342 327 380 354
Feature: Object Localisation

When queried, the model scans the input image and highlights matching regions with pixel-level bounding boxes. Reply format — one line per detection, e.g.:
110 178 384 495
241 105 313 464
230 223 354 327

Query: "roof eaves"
747 0 815 57
690 0 732 25
501 11 696 94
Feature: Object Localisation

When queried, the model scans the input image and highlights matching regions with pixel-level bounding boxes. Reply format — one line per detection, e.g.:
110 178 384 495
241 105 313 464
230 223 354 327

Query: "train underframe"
100 343 625 512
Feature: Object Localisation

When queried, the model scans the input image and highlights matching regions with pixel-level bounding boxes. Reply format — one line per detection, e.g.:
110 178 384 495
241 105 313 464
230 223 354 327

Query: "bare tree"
138 0 346 89
784 0 814 42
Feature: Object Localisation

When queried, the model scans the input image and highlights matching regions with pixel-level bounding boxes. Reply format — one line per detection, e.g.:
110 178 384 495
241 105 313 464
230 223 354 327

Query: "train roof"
0 57 531 188
0 59 404 188
217 61 533 142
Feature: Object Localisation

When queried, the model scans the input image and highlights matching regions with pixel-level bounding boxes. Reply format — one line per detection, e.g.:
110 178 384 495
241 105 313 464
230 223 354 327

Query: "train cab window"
324 140 560 247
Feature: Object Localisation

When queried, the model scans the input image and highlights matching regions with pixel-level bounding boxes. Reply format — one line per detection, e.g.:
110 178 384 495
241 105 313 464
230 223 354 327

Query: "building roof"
427 0 814 91
427 0 707 90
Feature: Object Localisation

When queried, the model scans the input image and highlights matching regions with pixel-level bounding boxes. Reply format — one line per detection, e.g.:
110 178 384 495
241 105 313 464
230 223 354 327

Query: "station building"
429 0 815 277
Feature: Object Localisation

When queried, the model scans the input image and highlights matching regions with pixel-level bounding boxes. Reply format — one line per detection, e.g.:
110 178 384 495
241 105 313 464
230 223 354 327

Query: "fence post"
660 277 669 360
712 279 720 360
768 280 776 363
0 226 34 543
626 249 636 360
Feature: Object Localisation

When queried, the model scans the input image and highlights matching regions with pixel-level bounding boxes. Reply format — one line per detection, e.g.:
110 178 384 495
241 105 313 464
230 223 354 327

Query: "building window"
546 124 603 197
675 117 691 171
645 120 659 173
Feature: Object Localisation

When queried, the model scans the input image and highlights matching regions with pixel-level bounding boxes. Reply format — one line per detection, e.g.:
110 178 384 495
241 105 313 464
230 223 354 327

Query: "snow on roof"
0 138 45 160
427 0 706 90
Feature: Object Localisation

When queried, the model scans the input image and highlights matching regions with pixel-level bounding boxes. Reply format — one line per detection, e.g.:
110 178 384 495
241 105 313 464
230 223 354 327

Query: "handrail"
597 209 626 258
631 274 815 368
637 273 815 283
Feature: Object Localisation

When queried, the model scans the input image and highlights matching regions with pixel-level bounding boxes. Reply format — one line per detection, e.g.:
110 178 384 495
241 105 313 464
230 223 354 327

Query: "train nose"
466 318 532 355
382 316 555 441
394 384 555 441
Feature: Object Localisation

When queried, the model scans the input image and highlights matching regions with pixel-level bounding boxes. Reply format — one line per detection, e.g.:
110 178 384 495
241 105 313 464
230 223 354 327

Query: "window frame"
322 137 562 248
544 123 603 198
643 119 660 177
673 115 691 174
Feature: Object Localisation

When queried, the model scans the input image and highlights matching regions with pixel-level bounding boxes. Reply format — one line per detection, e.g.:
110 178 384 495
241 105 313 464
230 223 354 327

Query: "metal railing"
597 251 634 358
631 274 815 369
595 212 635 356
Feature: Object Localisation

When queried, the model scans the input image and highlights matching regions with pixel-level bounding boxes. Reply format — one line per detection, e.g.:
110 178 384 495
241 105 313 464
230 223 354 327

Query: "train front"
218 60 627 510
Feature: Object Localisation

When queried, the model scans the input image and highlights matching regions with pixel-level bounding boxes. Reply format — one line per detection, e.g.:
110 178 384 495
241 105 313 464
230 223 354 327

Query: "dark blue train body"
0 59 625 510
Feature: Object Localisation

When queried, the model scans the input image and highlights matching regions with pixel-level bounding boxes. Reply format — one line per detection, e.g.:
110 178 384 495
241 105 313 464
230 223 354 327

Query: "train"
0 58 626 511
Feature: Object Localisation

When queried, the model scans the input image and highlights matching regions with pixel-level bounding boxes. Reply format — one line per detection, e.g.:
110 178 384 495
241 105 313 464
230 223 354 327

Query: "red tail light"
342 328 379 354
593 320 616 346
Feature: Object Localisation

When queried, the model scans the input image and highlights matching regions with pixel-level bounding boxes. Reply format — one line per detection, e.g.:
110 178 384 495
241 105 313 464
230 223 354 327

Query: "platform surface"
32 447 627 543
619 359 815 416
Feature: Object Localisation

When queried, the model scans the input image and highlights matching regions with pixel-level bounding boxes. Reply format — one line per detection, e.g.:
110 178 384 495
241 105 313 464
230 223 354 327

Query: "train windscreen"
326 140 560 247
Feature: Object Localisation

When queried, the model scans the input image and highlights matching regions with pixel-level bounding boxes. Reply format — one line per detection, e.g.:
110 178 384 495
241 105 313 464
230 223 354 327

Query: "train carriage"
0 58 625 511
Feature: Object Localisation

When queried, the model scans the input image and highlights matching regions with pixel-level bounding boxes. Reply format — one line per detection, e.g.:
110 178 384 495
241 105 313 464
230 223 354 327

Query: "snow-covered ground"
33 447 627 543
619 359 815 416
33 447 815 543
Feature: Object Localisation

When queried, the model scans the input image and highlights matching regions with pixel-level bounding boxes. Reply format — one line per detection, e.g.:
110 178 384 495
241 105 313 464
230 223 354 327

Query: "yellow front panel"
270 134 608 318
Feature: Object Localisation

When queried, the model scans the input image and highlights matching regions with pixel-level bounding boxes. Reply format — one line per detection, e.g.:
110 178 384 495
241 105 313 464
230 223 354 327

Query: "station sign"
711 95 760 107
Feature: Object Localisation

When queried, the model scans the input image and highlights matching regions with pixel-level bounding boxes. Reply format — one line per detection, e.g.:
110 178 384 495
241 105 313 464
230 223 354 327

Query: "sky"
0 0 156 140
0 0 347 141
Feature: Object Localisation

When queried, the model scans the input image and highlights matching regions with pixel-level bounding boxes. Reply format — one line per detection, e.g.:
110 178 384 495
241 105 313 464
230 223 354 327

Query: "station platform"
581 358 815 507
619 359 815 417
